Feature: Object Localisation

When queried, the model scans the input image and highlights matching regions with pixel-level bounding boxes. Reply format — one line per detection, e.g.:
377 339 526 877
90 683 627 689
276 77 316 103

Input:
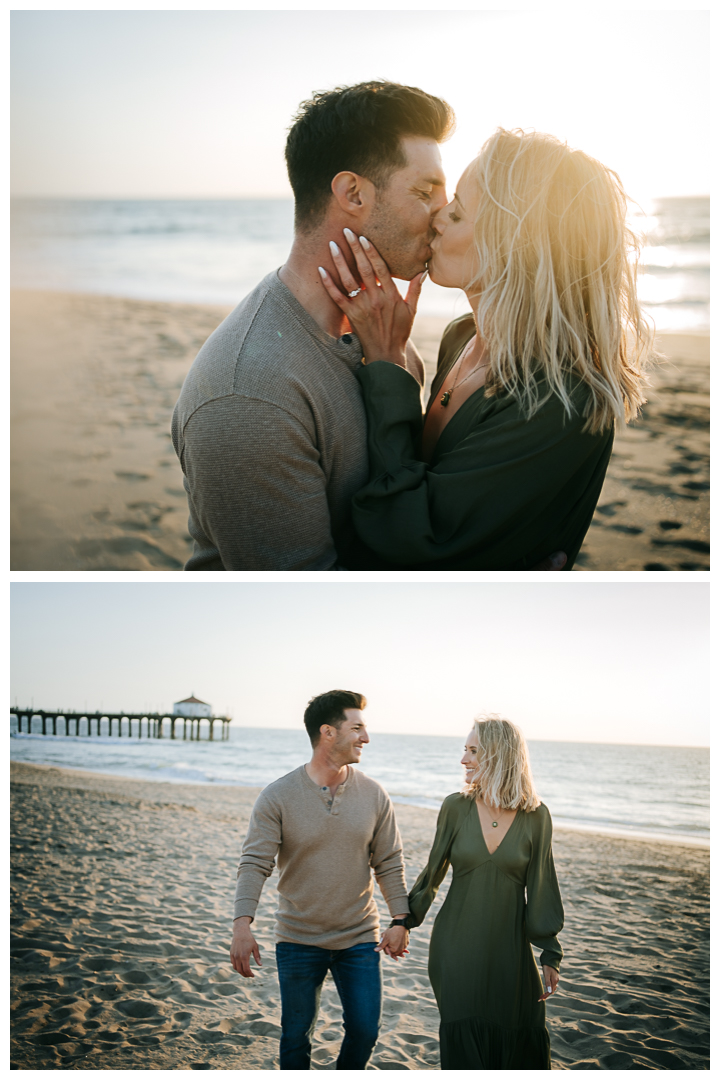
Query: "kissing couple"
173 80 653 571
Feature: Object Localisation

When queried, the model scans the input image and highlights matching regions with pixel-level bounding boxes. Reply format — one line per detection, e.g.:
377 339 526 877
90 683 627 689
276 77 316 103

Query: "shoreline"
9 758 709 849
11 289 709 571
11 762 710 1070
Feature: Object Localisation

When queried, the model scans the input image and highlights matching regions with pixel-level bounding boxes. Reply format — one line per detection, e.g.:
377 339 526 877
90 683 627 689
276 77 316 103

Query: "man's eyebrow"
413 176 446 189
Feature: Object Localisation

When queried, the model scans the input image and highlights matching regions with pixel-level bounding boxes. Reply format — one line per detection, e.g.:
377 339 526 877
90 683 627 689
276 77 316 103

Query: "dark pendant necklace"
439 338 486 407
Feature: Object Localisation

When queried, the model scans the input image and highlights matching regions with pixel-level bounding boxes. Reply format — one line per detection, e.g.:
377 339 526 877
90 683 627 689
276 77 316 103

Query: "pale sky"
10 582 709 747
11 9 709 202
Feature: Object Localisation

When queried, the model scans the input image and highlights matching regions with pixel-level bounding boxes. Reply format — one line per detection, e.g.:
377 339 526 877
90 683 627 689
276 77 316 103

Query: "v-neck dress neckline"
475 803 520 856
423 325 487 465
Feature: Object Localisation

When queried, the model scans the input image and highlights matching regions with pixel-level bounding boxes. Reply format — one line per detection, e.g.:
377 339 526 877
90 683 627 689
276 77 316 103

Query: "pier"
10 708 232 741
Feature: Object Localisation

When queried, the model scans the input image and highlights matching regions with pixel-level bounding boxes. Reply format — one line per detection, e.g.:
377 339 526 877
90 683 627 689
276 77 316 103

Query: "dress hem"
439 1015 551 1070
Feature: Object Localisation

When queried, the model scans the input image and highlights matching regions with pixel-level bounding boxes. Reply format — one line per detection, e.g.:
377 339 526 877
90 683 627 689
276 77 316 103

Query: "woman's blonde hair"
469 128 654 434
463 714 541 811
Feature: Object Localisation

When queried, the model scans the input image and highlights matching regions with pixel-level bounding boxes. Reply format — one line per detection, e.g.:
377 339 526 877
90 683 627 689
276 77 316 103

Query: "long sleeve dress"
347 314 614 570
408 793 564 1070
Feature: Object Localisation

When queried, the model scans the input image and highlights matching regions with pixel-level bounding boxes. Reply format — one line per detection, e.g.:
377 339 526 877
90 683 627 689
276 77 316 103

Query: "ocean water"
9 723 709 847
10 196 709 331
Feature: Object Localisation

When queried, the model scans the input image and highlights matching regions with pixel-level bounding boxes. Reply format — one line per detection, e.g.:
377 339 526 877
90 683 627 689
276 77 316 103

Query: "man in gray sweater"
230 690 411 1070
172 81 453 570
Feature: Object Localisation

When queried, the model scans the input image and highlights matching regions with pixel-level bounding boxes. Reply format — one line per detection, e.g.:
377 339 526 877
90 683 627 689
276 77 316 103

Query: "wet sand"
10 291 709 570
10 762 709 1070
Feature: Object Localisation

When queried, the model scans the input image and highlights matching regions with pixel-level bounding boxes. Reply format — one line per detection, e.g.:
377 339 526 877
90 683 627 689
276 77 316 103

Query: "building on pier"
172 695 212 718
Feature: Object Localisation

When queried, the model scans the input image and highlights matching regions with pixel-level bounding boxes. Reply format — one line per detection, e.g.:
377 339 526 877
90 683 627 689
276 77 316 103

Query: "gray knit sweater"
234 765 410 950
171 271 369 570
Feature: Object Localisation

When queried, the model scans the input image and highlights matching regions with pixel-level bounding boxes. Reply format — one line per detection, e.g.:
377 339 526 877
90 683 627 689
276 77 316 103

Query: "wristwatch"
389 916 411 930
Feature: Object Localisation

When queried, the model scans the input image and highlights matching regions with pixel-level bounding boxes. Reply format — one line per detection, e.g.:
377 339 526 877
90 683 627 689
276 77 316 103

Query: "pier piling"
10 709 232 742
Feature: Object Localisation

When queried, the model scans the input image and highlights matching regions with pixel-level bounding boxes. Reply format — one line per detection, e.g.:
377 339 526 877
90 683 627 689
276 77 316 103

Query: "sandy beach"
11 290 709 571
10 761 709 1070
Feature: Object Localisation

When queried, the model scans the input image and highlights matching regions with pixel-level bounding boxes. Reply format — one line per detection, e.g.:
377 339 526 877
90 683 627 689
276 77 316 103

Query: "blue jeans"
275 941 382 1070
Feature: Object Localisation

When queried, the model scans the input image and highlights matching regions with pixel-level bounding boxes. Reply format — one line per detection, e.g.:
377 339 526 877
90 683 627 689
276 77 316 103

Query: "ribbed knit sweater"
234 765 410 950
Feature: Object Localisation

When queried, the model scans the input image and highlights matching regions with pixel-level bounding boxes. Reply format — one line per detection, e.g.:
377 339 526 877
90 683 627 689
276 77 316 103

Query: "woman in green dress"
407 715 563 1070
319 128 654 570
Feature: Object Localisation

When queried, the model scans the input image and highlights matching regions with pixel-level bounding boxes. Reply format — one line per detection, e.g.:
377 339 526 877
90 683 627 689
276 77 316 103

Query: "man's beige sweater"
234 765 409 950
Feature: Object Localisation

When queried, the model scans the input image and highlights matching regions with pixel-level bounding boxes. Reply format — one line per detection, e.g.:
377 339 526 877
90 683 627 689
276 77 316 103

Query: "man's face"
331 708 370 764
363 136 447 279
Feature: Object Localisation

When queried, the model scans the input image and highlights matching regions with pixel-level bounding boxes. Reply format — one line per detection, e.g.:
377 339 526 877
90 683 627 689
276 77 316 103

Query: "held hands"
375 924 410 961
230 917 262 978
538 964 560 1001
318 229 425 368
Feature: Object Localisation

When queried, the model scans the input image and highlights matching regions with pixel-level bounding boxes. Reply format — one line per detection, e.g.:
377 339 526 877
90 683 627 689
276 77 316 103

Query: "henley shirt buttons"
341 334 353 344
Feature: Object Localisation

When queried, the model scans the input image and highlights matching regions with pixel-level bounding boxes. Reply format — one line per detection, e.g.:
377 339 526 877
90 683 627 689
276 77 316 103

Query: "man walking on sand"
230 690 411 1070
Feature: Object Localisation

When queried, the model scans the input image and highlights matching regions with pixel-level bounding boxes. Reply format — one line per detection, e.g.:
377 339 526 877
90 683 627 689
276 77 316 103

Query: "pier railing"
10 709 231 741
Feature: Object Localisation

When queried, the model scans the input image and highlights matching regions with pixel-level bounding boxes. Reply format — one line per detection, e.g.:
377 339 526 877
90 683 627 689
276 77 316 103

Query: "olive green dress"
408 793 564 1070
348 314 614 570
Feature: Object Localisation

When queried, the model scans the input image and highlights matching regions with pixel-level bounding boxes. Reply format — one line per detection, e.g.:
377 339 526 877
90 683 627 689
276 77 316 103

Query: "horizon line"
220 724 710 751
10 191 711 203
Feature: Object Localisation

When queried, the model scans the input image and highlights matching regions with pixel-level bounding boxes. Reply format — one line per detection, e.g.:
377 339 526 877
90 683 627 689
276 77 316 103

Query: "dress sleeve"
524 804 564 971
352 361 606 568
407 796 466 928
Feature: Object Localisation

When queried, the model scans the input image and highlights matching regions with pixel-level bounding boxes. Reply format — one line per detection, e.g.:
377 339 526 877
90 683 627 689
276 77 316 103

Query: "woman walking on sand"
320 128 653 570
405 716 563 1070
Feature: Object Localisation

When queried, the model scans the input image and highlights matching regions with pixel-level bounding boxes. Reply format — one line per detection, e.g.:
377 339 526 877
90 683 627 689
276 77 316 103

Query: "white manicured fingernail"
359 235 370 249
421 270 429 281
546 986 552 994
329 240 340 255
318 266 327 277
343 228 356 242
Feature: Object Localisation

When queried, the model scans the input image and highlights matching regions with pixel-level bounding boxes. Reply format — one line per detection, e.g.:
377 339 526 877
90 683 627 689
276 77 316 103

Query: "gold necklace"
482 801 506 828
440 338 487 408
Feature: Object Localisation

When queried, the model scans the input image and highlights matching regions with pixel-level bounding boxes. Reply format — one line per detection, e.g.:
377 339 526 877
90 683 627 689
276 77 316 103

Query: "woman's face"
461 728 479 784
428 162 481 291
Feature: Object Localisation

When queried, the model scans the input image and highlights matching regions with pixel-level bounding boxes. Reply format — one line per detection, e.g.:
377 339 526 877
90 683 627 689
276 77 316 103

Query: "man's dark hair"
285 80 455 232
304 689 367 747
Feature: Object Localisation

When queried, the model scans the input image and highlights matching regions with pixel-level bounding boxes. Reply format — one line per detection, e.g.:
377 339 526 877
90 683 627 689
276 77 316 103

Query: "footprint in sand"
607 524 644 535
114 471 153 482
245 1020 282 1037
115 999 161 1019
80 957 118 973
95 1030 125 1043
120 970 152 985
210 982 241 997
395 1032 437 1045
191 1028 226 1044
594 500 628 517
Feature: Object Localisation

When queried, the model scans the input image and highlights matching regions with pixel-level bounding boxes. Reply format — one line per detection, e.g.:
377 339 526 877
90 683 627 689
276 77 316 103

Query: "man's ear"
330 171 375 220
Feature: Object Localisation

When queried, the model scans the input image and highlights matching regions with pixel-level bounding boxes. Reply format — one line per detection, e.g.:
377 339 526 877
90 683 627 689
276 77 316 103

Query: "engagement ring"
348 289 361 298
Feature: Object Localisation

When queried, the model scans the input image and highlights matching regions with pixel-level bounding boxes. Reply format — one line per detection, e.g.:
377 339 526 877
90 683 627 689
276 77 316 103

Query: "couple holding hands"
173 80 653 571
231 690 563 1070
